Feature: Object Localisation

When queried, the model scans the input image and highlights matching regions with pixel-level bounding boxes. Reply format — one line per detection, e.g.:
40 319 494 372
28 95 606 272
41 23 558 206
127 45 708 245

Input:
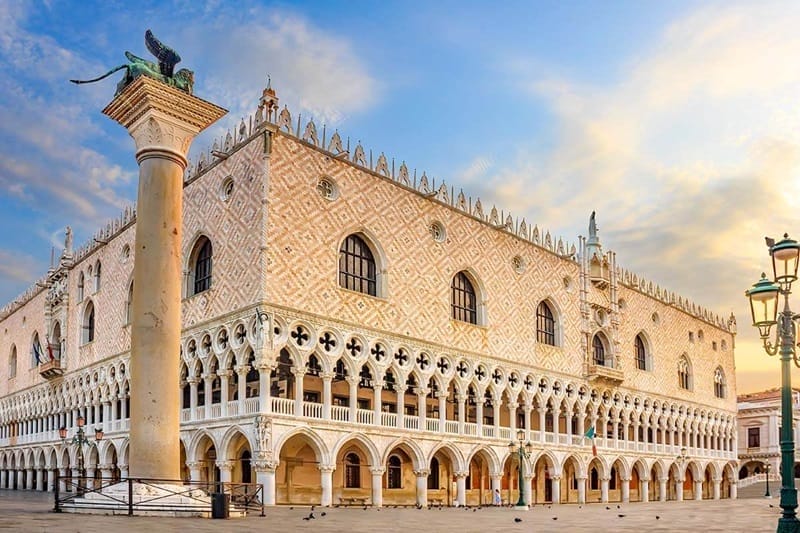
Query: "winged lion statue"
70 30 194 95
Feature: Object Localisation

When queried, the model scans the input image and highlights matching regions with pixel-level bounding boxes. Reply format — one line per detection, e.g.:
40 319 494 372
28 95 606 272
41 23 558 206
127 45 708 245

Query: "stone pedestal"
103 76 225 481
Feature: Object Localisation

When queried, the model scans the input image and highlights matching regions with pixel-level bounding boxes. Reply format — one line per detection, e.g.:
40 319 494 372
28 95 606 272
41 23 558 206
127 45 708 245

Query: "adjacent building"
0 83 739 507
737 388 800 480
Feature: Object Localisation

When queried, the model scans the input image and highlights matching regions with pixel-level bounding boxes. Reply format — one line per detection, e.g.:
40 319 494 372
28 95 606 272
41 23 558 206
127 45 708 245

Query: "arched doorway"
333 439 374 505
465 449 493 506
561 455 581 503
427 449 455 506
276 433 323 505
382 445 417 506
587 457 604 503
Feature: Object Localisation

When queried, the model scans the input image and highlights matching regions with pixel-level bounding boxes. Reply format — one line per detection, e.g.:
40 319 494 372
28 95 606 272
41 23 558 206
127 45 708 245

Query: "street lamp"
745 233 800 533
59 415 103 492
766 462 772 499
508 429 533 509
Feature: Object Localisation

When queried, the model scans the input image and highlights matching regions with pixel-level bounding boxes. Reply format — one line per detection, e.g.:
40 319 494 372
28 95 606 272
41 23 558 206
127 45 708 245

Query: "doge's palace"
0 82 738 507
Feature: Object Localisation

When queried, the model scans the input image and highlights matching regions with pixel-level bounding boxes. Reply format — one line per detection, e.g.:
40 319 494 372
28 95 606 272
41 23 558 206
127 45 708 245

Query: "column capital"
454 471 469 479
417 388 430 397
413 469 430 478
216 460 235 472
370 467 386 475
290 368 306 378
185 461 202 470
508 401 519 410
318 464 336 474
320 371 335 380
235 365 250 376
217 370 233 379
253 460 278 472
373 383 384 392
620 477 631 483
576 476 587 481
103 76 227 165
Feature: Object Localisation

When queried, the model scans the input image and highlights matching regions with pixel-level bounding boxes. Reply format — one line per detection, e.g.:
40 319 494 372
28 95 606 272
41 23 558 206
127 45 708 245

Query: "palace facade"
0 84 738 507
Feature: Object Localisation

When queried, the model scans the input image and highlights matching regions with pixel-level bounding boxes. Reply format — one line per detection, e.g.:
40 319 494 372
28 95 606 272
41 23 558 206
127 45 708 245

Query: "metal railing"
53 473 264 517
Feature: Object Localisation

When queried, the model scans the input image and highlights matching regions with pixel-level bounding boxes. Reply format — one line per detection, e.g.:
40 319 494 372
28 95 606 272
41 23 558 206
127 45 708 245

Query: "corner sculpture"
70 30 194 95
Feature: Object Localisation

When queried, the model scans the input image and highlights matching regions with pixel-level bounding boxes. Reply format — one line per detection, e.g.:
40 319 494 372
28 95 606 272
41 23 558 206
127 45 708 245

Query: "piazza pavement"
0 489 781 532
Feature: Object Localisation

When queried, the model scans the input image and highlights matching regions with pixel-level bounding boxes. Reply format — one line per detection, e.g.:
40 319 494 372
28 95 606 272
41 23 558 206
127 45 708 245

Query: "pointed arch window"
428 457 440 489
714 367 726 398
678 355 692 390
82 301 95 344
345 453 361 488
125 281 134 324
94 260 102 292
8 345 17 379
451 271 477 324
387 455 402 489
51 321 62 360
536 301 556 345
31 332 41 368
635 334 648 371
190 237 213 296
338 234 377 296
77 272 85 301
592 333 608 366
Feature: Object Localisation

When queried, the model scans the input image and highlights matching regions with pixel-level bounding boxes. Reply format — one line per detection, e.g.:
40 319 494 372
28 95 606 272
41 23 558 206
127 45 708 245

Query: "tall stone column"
47 469 55 492
490 473 502 505
600 477 609 503
694 479 703 500
730 480 737 499
254 460 277 506
104 76 225 480
455 471 467 507
621 477 630 503
712 477 721 500
414 469 429 506
576 476 587 504
186 462 202 483
371 468 385 507
641 479 650 502
658 477 667 502
319 465 335 506
676 478 684 501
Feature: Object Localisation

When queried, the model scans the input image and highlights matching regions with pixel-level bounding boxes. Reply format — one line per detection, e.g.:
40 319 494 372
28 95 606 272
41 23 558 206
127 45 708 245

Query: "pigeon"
321 512 327 517
514 518 522 523
289 507 294 510
606 506 611 510
617 505 621 509
363 506 368 511
311 505 315 511
308 512 315 520
302 517 311 521
473 509 477 512
552 517 558 520
579 506 582 509
656 516 660 520
770 504 775 508
618 514 626 518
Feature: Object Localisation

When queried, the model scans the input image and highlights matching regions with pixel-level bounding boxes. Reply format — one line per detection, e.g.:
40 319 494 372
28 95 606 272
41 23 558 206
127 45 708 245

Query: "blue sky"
3 0 800 392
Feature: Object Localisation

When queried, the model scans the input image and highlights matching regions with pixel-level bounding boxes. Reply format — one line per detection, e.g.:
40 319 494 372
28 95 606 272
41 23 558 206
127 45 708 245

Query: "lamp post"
59 415 103 493
508 428 533 509
745 233 800 533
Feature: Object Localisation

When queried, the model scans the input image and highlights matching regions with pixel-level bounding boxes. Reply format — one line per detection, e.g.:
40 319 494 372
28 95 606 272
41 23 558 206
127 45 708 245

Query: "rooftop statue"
588 210 597 239
70 30 194 95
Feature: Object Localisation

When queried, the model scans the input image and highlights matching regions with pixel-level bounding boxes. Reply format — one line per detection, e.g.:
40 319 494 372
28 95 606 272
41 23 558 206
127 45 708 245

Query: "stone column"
119 463 129 480
99 463 113 484
396 386 406 429
85 468 96 490
457 394 466 434
694 479 703 501
373 384 383 424
292 368 305 417
658 477 667 502
371 468 385 507
522 474 533 506
219 371 231 417
523 403 532 442
322 372 333 420
676 478 684 501
319 465 335 507
490 474 502 505
492 395 501 436
417 389 428 430
600 477 609 503
476 400 484 435
414 469 429 506
641 479 650 502
0 469 7 489
58 468 68 493
538 407 546 442
188 378 199 421
347 377 358 423
730 480 737 499
621 477 630 503
17 470 24 490
455 471 468 507
104 76 225 480
216 461 233 485
712 477 721 500
577 476 587 504
259 366 272 413
551 475 561 504
438 392 447 432
47 469 55 492
236 365 248 403
254 460 277 506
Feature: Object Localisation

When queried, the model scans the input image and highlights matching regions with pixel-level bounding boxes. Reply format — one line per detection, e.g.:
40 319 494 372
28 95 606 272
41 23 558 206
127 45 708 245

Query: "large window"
82 301 95 344
77 272 85 301
191 237 213 295
678 355 692 390
339 234 377 296
428 457 440 490
387 455 402 489
536 301 556 345
592 334 607 366
345 453 361 488
94 260 102 292
714 367 726 398
125 281 134 324
451 271 477 324
748 427 760 448
635 334 648 370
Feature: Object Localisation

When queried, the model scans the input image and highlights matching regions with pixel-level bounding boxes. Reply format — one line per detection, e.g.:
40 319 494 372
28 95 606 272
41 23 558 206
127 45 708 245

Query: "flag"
585 426 597 456
32 340 43 365
45 336 55 361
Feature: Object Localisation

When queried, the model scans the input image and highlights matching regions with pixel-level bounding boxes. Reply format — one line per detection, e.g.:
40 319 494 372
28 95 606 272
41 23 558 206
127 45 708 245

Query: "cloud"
178 9 380 142
477 2 800 389
0 249 43 286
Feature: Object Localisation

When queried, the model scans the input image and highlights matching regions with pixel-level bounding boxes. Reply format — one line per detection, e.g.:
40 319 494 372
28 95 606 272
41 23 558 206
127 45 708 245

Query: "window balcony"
39 359 64 379
585 363 624 384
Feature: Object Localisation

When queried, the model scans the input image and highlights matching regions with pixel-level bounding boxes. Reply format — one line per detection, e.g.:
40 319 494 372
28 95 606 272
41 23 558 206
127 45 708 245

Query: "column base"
513 505 529 511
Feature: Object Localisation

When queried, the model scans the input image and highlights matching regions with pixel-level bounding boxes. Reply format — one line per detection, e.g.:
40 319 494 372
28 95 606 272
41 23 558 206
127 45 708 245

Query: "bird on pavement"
514 518 522 523
618 514 626 518
552 517 558 521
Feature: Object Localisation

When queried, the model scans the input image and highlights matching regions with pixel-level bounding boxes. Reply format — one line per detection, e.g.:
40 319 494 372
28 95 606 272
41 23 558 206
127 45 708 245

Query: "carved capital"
454 471 469 479
103 76 226 166
318 464 336 474
216 460 234 472
413 469 430 478
370 467 385 476
253 460 278 472
186 462 202 470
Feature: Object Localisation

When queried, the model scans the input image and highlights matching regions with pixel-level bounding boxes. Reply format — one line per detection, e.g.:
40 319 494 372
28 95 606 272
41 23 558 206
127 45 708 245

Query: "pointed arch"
186 234 213 297
381 437 425 471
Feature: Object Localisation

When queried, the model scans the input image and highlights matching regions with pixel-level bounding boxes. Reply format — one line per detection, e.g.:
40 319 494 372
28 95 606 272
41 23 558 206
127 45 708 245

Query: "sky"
2 0 800 394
